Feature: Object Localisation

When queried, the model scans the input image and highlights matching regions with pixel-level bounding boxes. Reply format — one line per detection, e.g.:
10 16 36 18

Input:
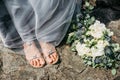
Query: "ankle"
23 41 35 48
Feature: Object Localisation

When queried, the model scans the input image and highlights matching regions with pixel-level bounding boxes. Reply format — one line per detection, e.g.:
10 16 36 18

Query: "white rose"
91 47 104 57
103 40 110 46
90 40 109 57
90 31 103 39
87 20 106 39
76 42 91 56
88 20 107 39
96 40 109 48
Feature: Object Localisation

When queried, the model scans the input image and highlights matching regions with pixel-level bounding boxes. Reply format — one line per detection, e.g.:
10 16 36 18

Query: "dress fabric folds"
0 0 77 48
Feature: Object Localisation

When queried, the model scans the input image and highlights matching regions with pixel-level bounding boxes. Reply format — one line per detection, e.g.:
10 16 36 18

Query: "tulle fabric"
0 0 79 48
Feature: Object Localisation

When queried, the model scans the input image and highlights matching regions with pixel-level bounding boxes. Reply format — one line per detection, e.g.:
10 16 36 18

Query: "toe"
33 59 37 67
50 55 55 62
46 56 53 64
40 58 45 66
53 53 56 59
38 59 43 67
52 53 58 64
38 59 42 67
53 53 58 61
30 60 36 67
35 59 40 67
30 60 34 66
33 59 40 67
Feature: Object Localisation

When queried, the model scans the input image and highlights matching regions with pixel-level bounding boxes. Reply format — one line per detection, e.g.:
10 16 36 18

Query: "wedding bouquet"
76 20 120 75
67 0 120 75
67 20 120 75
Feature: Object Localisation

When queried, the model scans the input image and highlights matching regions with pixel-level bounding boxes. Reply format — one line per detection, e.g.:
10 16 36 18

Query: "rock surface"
0 20 120 80
107 20 120 45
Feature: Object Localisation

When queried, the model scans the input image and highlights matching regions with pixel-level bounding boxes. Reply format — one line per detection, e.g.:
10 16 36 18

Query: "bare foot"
40 42 59 64
23 41 45 68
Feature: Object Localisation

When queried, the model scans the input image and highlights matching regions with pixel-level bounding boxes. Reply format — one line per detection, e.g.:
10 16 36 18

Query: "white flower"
83 38 89 43
88 20 107 39
91 47 104 57
96 40 109 48
86 31 91 36
106 29 114 36
76 42 91 56
69 32 74 36
90 31 103 39
90 40 109 57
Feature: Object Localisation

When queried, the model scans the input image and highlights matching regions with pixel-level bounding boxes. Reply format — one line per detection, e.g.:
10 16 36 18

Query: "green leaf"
114 64 119 69
90 17 95 23
85 1 90 7
111 69 117 75
72 24 76 30
71 46 76 51
87 61 92 65
89 5 94 10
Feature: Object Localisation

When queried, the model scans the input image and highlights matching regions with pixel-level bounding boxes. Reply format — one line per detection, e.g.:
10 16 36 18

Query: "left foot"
40 42 59 64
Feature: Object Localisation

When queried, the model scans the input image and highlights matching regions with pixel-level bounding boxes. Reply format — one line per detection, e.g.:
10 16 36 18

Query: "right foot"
23 41 45 68
40 42 59 65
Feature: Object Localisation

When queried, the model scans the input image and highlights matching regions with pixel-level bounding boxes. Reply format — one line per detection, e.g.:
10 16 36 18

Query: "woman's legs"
28 0 61 64
3 0 76 66
4 0 45 67
29 0 76 64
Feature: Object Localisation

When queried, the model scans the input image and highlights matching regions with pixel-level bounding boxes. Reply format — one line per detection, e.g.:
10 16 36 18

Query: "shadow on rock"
114 76 120 80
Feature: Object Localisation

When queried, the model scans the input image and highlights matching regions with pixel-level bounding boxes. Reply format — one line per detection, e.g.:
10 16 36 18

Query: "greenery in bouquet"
67 0 120 75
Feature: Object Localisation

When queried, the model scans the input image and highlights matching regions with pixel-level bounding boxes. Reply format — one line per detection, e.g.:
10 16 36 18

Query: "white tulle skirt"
0 0 79 48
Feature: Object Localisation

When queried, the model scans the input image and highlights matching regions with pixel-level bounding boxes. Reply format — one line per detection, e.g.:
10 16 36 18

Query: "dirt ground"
0 20 120 80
